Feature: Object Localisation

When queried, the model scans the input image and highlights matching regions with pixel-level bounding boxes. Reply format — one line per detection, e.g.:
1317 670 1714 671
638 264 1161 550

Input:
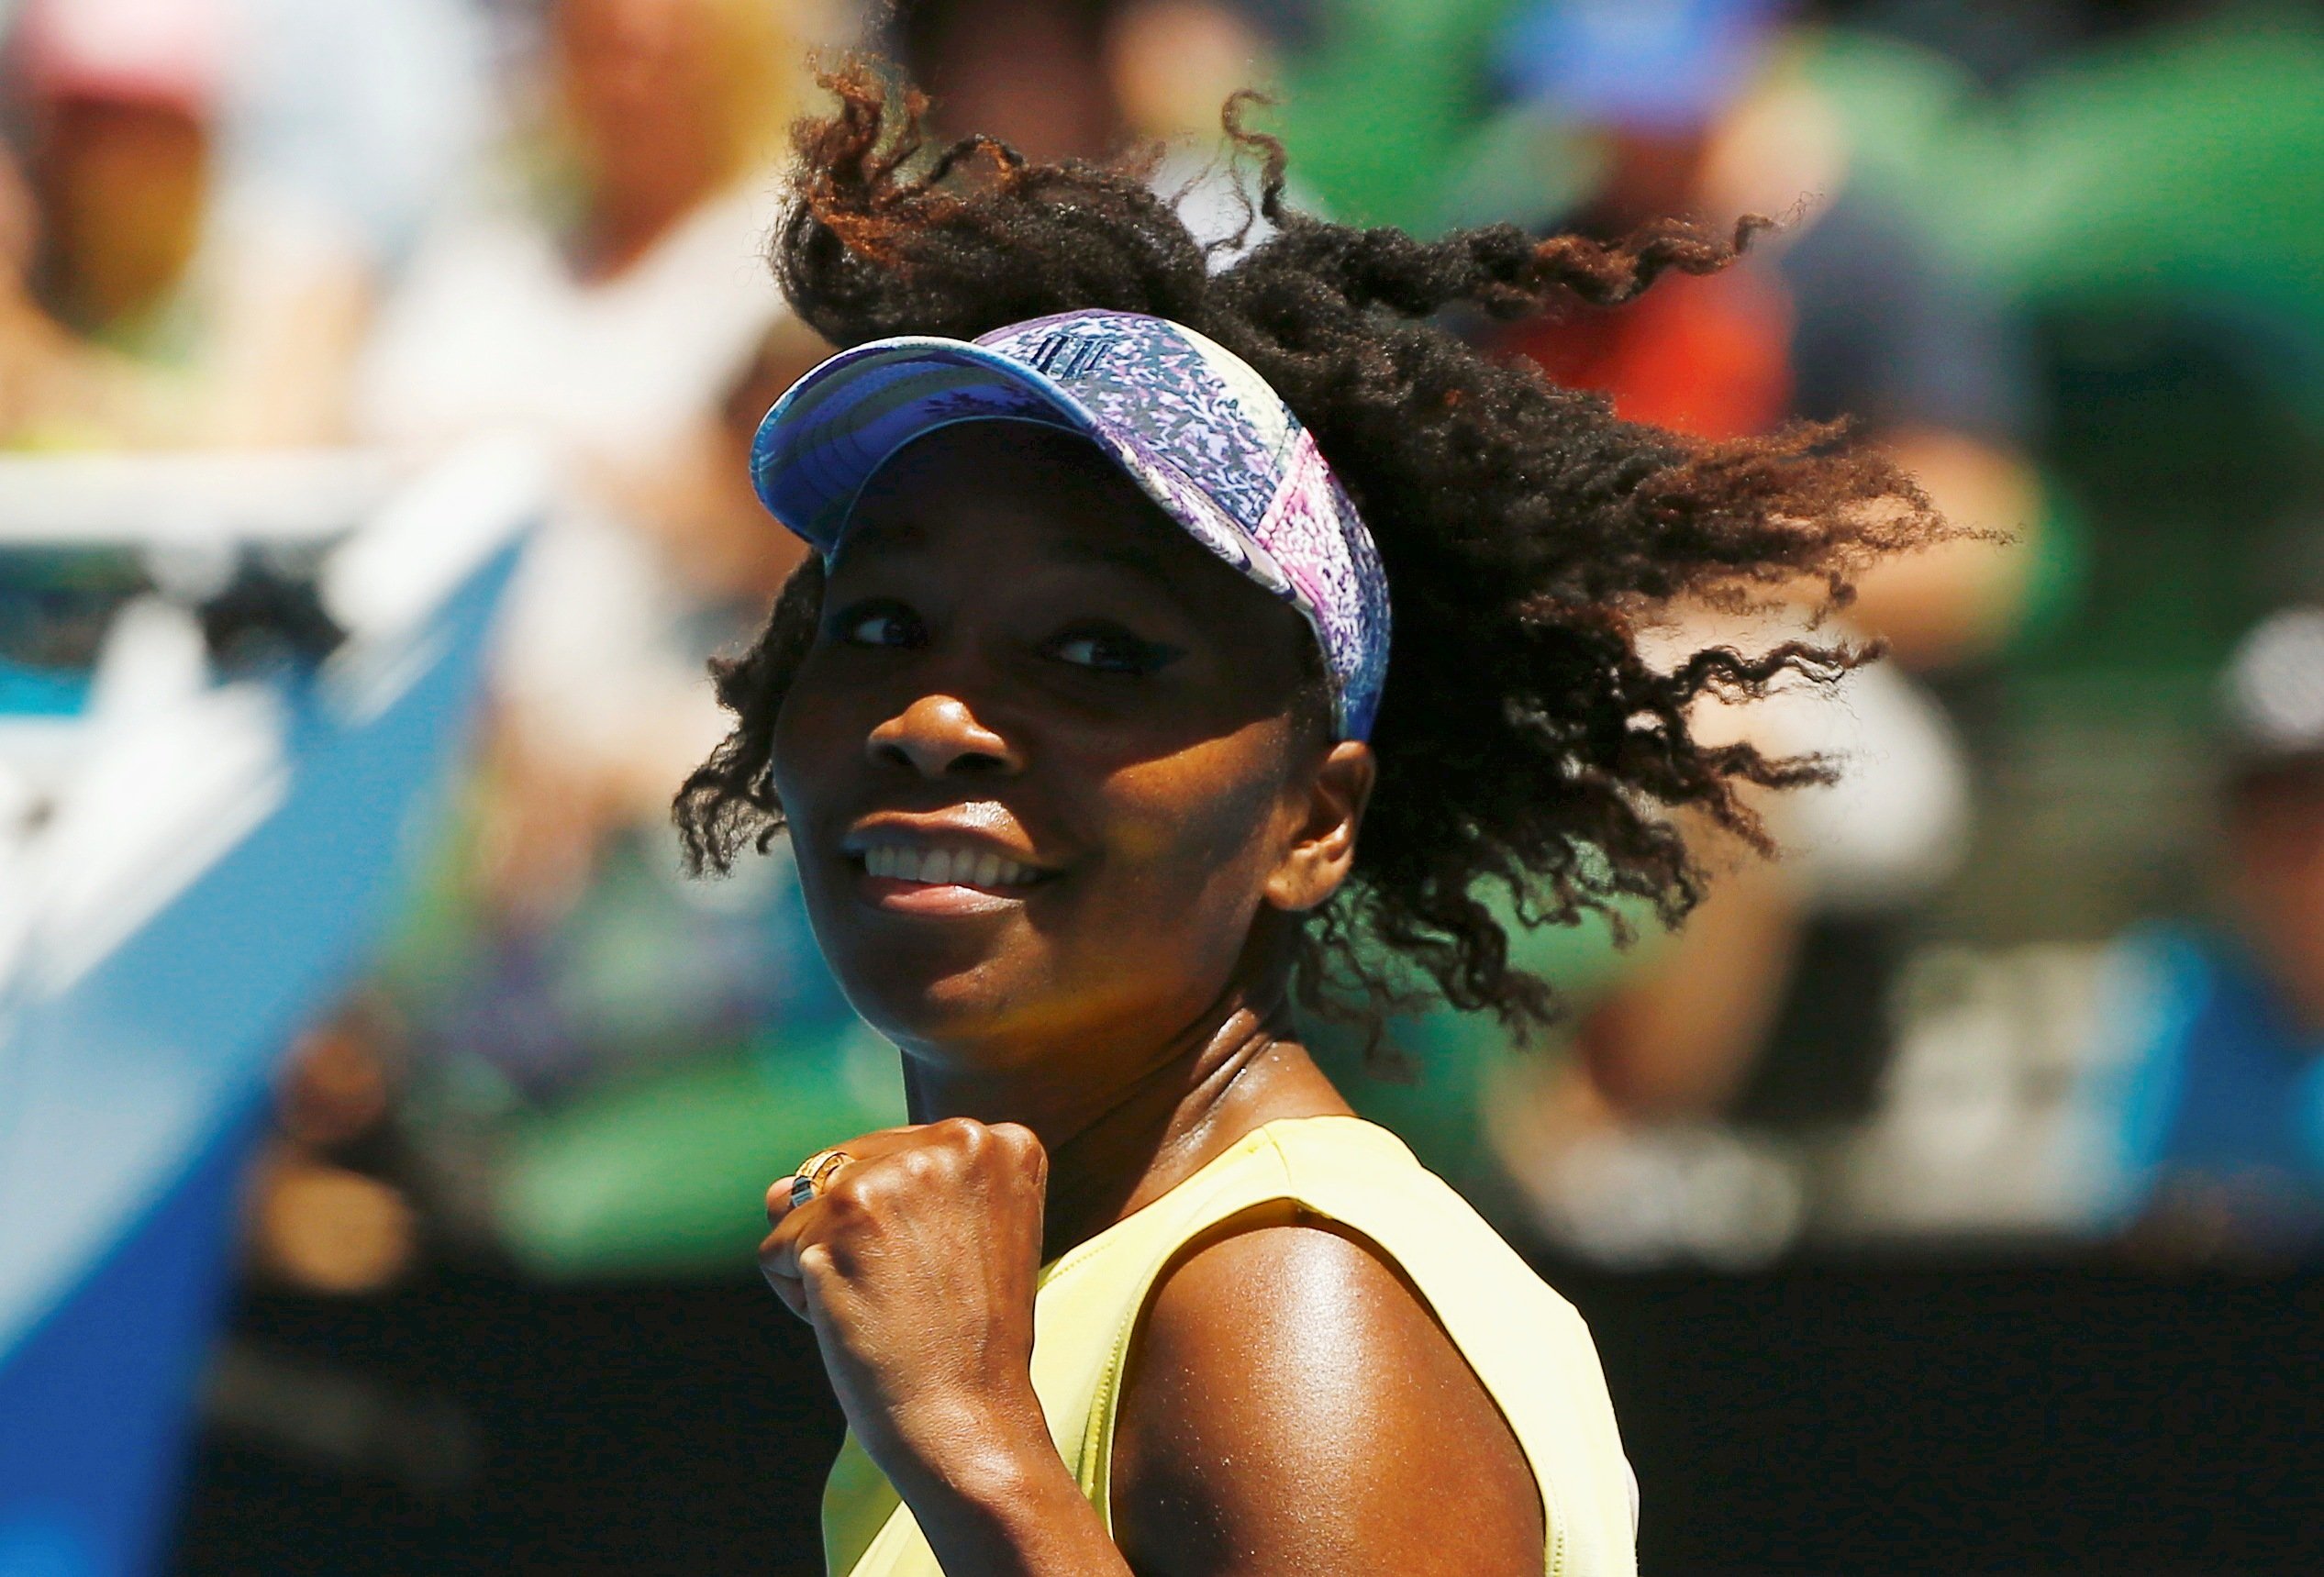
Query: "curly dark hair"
675 62 1955 1039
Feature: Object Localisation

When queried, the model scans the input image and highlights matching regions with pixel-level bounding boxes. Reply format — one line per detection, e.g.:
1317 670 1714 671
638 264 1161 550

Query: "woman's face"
553 0 722 194
772 422 1368 1074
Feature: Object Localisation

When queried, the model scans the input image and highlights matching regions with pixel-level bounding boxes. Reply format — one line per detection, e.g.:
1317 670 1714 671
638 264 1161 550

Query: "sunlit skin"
758 423 1545 1573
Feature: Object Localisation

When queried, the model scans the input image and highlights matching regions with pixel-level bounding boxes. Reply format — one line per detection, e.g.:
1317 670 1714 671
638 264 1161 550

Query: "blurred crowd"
9 0 2324 1289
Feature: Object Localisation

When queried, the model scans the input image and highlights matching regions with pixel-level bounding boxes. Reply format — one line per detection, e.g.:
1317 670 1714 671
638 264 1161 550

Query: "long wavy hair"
676 61 1955 1038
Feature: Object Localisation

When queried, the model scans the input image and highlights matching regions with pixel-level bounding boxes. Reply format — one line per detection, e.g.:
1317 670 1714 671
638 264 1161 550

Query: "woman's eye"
1047 627 1182 676
834 602 923 649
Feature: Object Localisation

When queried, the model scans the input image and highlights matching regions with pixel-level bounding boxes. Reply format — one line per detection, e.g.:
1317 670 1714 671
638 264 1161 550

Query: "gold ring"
788 1148 851 1209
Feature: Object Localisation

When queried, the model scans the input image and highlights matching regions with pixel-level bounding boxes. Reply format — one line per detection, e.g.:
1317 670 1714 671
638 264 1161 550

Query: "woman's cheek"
770 681 866 832
1095 761 1288 921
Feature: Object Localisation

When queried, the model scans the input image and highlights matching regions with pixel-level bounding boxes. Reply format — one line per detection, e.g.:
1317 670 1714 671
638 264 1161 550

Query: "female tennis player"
676 65 1943 1577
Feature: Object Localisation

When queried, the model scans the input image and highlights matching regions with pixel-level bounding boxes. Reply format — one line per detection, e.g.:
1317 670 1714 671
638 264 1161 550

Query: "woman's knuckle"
933 1116 986 1152
990 1121 1045 1172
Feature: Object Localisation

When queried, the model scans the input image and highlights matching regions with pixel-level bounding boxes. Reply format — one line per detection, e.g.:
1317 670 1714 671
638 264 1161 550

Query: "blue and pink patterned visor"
750 308 1389 741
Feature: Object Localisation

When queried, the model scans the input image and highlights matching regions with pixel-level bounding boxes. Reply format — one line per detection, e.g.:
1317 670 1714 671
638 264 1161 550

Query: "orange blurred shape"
1500 266 1794 441
253 1160 417 1296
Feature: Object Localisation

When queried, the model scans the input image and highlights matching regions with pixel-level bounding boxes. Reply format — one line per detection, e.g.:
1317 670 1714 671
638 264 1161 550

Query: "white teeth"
860 840 1040 887
860 845 1039 887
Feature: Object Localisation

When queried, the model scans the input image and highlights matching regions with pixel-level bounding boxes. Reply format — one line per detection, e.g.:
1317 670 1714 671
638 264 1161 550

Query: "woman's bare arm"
764 1129 1540 1576
1112 1216 1545 1576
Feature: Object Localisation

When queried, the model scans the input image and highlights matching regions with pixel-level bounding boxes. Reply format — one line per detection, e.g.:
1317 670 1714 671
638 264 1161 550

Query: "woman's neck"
902 985 1354 1263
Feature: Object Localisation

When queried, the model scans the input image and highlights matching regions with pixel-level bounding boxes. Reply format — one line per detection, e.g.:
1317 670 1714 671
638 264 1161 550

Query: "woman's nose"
867 693 1021 779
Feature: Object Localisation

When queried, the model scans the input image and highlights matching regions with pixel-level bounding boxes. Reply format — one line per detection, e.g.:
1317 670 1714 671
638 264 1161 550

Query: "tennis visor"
750 308 1389 741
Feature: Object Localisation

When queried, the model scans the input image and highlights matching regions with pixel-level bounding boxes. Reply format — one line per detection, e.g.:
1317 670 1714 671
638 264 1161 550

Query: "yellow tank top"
820 1114 1638 1576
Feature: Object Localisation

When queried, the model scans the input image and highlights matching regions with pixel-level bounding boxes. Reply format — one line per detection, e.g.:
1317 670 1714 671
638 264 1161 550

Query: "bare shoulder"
1111 1210 1545 1577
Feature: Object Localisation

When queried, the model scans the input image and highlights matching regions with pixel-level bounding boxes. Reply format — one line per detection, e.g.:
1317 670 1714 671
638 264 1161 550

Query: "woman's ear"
1262 740 1375 913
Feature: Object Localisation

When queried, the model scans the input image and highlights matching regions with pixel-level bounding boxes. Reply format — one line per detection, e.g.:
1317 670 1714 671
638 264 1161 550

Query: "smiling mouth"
858 844 1045 889
841 838 1058 915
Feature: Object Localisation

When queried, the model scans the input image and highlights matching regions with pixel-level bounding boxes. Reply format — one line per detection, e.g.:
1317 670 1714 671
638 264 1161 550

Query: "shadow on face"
770 420 1336 1075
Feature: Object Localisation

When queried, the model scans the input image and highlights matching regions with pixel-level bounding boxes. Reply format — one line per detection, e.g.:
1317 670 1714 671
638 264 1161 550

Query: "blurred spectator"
2077 608 2324 1260
345 0 895 1277
1106 0 1332 256
895 0 1122 161
359 0 817 909
247 1000 421 1296
1463 0 2046 1258
0 0 373 447
1493 0 2041 661
896 0 1308 255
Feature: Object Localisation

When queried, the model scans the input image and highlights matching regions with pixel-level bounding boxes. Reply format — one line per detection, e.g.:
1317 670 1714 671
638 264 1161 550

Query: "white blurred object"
1829 942 2114 1237
1762 655 1973 909
0 450 377 1002
1649 606 1973 906
0 444 540 999
321 436 551 651
28 598 286 995
356 176 784 784
357 180 781 461
1518 1120 1807 1270
2221 605 2324 759
0 449 391 546
223 0 496 265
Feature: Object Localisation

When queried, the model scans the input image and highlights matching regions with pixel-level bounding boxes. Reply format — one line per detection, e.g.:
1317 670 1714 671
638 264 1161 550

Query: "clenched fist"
762 1118 1052 1488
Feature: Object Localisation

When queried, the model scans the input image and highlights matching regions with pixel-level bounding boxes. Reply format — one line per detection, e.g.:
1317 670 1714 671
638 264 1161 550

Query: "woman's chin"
838 968 1057 1070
